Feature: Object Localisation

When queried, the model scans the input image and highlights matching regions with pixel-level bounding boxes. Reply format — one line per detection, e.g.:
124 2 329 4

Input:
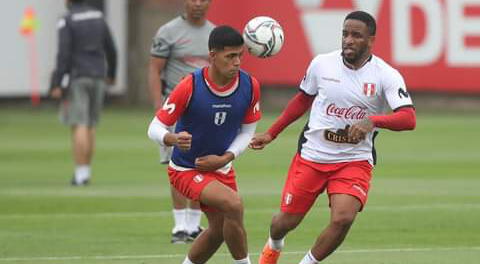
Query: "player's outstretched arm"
348 107 416 142
250 91 314 150
369 107 416 131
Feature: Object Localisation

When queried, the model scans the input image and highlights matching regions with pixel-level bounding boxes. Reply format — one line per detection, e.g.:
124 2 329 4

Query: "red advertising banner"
208 0 480 93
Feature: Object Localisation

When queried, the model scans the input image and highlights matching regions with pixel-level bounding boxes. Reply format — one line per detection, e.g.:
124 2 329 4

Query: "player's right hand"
50 87 62 99
175 131 192 152
249 132 273 150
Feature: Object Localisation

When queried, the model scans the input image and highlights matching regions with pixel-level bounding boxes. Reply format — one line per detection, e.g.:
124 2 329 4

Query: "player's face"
211 45 244 79
341 19 375 65
185 0 210 20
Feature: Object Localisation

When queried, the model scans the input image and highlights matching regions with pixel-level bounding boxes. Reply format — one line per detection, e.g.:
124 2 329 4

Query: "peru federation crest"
363 83 376 97
214 111 227 126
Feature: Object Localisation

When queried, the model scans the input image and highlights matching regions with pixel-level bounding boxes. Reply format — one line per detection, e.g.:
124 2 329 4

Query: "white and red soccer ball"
243 16 285 58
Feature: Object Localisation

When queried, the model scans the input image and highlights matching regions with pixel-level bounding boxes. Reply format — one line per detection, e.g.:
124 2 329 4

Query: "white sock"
74 165 90 183
182 256 195 264
186 209 202 233
233 255 251 264
172 209 187 233
299 250 320 264
268 236 285 251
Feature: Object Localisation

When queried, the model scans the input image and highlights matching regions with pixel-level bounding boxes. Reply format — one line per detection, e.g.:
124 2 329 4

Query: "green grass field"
1 106 479 264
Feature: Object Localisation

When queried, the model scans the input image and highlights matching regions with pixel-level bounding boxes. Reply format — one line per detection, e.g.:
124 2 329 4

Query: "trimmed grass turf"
1 106 479 263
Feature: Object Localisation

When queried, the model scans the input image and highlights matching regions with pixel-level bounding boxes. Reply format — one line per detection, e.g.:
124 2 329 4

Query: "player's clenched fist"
348 118 374 142
175 131 192 151
164 131 192 151
249 132 273 150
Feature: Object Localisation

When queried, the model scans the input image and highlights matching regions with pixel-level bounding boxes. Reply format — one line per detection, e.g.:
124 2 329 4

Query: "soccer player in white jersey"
250 11 416 264
149 0 214 243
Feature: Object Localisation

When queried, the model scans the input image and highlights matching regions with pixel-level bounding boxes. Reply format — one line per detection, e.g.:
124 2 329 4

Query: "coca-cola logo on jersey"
326 103 367 120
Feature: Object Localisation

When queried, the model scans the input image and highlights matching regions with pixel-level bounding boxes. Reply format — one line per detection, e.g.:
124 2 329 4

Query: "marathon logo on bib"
363 83 376 97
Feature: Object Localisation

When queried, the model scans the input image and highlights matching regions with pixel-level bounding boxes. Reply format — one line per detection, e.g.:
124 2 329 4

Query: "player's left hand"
195 153 233 172
50 87 63 99
348 118 374 142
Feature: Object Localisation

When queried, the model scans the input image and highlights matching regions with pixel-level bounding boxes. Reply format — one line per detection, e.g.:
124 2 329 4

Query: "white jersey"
298 50 413 165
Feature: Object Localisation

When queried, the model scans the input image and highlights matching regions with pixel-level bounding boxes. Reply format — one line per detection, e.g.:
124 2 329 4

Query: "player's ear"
368 35 376 47
209 50 216 59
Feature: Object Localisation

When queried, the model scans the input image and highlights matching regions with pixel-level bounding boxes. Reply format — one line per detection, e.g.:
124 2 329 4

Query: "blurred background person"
49 0 117 186
148 0 214 244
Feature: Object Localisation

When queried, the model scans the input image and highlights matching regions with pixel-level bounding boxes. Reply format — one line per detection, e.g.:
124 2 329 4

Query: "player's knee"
205 227 224 242
221 195 243 217
272 213 302 232
330 213 355 229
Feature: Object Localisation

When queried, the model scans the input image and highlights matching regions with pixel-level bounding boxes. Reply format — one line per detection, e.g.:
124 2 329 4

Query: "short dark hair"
344 11 376 36
208 25 244 51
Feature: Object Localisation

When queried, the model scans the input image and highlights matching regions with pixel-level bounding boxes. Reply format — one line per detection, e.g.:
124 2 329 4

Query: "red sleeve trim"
243 76 262 124
267 91 314 139
369 107 416 131
155 75 193 126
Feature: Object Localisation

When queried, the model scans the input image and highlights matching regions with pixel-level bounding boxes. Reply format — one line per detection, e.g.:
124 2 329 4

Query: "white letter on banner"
447 0 480 66
393 0 443 65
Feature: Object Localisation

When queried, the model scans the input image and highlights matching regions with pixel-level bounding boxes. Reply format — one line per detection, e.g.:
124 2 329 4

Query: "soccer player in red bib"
148 25 261 264
251 11 416 264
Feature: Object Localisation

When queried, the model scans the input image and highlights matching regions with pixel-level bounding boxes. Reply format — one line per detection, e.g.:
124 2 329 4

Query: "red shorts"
167 167 237 212
280 154 372 214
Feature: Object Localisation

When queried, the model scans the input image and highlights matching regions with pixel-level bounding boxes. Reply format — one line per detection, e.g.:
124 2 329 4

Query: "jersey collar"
342 54 373 71
203 67 239 97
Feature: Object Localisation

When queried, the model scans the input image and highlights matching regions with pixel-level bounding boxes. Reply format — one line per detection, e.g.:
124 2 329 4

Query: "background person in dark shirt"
50 0 117 186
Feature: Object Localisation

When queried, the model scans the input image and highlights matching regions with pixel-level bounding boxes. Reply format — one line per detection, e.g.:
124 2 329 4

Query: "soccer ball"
243 16 284 58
